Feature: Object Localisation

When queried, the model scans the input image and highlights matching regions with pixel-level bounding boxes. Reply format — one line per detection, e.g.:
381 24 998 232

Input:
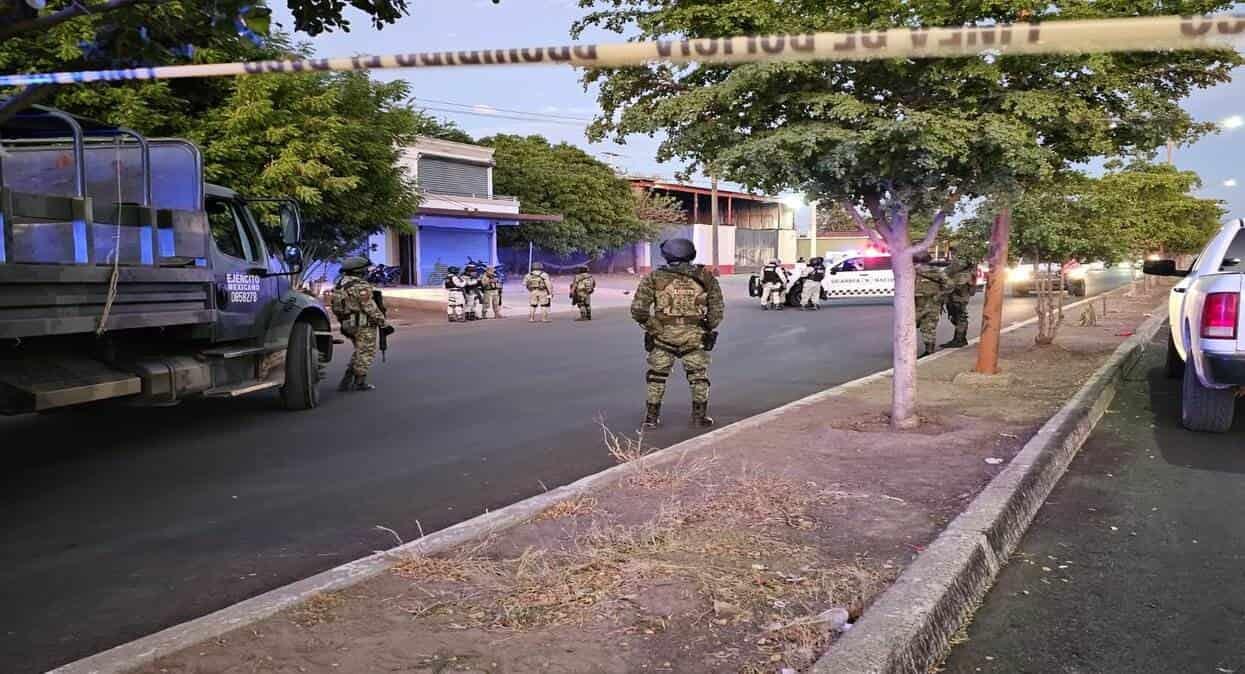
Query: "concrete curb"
812 306 1167 674
51 286 1140 674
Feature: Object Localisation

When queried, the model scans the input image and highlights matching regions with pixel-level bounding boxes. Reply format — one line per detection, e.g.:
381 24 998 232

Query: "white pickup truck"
1145 218 1245 433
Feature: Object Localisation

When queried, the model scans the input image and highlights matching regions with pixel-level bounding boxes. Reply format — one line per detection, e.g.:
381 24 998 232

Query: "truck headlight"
1007 267 1031 282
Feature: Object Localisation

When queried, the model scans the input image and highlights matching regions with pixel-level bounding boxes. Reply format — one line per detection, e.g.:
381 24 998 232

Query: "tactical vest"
810 266 826 282
654 270 706 319
524 272 548 291
762 267 783 284
444 275 464 291
914 266 946 298
573 275 596 295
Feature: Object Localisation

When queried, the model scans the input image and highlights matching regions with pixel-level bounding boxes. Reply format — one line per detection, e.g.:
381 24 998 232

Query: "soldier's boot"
690 401 714 427
353 376 376 391
586 307 592 320
337 370 355 392
643 403 662 428
920 340 937 358
940 326 969 348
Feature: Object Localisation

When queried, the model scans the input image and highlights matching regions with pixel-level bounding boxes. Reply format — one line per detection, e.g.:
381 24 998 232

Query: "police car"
822 253 896 298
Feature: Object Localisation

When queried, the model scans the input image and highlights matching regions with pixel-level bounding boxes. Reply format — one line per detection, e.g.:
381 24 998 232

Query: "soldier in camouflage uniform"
940 247 976 348
914 251 950 358
481 267 503 319
570 265 596 321
333 256 388 391
631 238 725 428
524 262 553 323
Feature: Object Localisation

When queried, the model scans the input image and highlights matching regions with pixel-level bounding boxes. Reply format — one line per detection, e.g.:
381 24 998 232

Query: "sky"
272 1 1245 228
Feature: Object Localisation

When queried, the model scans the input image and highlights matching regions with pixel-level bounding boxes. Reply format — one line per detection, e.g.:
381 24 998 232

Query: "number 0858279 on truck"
1145 218 1245 433
0 104 334 416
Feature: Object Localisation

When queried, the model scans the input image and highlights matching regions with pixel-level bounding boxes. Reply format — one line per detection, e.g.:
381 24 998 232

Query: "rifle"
372 290 396 362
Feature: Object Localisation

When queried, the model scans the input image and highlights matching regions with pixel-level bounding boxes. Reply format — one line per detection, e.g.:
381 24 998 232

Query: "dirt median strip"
52 283 1161 674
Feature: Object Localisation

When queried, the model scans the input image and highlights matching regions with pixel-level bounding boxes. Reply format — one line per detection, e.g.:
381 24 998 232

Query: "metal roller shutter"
417 157 489 198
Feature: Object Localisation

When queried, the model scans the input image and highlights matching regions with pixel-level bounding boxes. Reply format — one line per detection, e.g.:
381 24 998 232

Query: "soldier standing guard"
524 261 553 323
914 251 950 358
631 238 725 428
570 265 596 321
940 247 976 348
481 267 503 319
331 256 388 391
444 266 467 322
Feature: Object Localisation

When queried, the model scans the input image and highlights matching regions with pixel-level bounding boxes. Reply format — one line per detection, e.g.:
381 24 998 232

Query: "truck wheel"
1072 281 1087 297
1181 363 1236 433
1165 330 1185 379
282 320 322 411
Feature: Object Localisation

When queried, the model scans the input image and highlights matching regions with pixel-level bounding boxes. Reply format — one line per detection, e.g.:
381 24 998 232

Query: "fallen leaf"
985 458 1004 465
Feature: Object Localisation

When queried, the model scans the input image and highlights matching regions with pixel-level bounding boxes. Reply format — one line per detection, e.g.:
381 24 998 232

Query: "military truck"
0 104 334 415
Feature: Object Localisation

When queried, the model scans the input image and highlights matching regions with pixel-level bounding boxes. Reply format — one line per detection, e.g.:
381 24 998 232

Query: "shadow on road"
1144 349 1245 474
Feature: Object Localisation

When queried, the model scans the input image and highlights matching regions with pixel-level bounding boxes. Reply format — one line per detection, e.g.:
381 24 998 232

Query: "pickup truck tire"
282 320 321 411
1070 280 1087 297
1181 362 1236 433
1165 330 1185 379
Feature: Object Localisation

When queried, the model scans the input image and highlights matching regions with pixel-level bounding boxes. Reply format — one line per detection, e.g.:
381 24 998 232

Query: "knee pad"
646 370 670 384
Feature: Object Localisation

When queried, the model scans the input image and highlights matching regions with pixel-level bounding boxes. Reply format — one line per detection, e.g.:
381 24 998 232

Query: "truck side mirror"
283 245 303 271
280 202 302 246
1142 259 1186 277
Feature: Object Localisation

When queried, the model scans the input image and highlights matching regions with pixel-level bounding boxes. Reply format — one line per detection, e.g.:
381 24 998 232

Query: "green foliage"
193 72 422 273
955 164 1223 264
575 0 1239 222
483 134 655 255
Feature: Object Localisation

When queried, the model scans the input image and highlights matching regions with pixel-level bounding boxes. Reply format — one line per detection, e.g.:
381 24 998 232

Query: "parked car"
1145 218 1245 432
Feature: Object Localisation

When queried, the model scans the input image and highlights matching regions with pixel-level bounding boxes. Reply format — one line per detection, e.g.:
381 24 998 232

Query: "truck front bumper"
1204 353 1245 387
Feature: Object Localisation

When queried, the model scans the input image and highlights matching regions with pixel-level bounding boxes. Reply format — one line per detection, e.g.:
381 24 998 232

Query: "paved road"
0 271 1133 673
945 336 1245 674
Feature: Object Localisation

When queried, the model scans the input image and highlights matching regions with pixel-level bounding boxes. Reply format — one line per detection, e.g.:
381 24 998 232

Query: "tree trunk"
974 208 1011 374
887 218 920 430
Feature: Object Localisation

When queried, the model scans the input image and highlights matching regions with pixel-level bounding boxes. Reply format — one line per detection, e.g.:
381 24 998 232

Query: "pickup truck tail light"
1201 293 1239 340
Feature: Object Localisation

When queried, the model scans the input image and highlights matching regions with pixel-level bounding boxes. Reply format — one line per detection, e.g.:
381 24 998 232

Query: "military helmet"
447 266 461 275
340 256 371 274
659 238 696 263
532 261 545 271
577 265 590 273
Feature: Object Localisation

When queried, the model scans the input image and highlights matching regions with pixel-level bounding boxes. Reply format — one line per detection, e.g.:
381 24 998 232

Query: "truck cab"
1145 218 1245 432
0 104 333 415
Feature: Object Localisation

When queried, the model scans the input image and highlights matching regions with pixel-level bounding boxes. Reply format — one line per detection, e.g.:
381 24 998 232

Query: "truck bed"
0 263 215 339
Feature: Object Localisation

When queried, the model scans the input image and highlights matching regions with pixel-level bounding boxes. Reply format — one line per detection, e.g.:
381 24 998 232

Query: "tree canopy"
484 134 655 255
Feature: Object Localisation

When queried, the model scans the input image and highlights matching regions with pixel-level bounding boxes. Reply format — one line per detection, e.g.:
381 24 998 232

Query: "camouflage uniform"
941 255 976 347
524 268 553 322
335 275 386 379
481 269 503 318
570 270 596 320
915 262 950 355
631 261 725 416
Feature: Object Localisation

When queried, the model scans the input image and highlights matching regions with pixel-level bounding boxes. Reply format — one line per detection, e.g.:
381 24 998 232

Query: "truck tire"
1071 280 1087 297
1165 329 1185 379
1181 362 1236 433
282 320 322 411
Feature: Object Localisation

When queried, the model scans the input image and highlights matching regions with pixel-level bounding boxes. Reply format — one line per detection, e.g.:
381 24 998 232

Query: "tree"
0 0 411 122
483 134 657 255
193 71 424 284
633 189 688 228
1092 160 1224 258
575 0 1239 429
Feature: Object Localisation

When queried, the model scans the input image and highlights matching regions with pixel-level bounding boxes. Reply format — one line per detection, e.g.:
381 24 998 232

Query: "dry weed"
289 591 345 627
391 553 496 583
535 495 599 521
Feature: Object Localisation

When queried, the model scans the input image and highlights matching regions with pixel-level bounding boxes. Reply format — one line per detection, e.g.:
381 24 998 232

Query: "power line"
417 105 588 126
412 97 595 123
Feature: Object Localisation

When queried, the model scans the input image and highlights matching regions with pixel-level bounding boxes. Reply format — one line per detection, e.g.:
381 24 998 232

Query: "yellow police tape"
3 14 1244 87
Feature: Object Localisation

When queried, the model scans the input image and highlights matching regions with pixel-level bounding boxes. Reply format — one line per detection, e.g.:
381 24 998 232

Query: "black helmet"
531 261 545 271
447 266 461 275
660 238 696 263
340 256 371 274
577 265 590 273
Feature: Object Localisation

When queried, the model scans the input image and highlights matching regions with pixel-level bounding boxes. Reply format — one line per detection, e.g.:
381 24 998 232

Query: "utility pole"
710 172 720 276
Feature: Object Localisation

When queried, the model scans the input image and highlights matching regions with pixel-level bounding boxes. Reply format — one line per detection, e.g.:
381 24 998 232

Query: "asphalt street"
0 270 1133 673
945 336 1245 673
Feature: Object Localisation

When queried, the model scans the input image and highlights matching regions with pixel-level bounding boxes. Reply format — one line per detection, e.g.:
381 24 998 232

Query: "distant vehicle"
1145 219 1245 433
0 104 333 416
1007 260 1088 297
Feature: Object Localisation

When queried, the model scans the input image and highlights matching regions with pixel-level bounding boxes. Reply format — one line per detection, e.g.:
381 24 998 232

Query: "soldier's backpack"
810 265 826 282
575 275 596 294
655 269 707 318
762 266 783 284
330 278 355 321
524 272 547 291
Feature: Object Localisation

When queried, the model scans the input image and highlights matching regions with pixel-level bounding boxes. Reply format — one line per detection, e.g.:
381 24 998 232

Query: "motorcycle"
366 263 402 287
465 256 507 285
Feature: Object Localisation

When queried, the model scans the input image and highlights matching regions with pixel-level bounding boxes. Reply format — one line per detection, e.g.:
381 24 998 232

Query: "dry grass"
534 495 598 522
289 591 345 627
600 419 719 490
